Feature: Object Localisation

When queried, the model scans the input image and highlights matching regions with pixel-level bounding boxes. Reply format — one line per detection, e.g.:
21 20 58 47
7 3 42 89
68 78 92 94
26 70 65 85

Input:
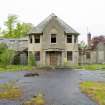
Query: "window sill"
34 43 40 44
50 43 56 45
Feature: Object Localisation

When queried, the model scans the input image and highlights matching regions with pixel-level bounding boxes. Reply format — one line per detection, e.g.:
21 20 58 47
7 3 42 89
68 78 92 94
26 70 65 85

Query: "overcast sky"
0 0 105 42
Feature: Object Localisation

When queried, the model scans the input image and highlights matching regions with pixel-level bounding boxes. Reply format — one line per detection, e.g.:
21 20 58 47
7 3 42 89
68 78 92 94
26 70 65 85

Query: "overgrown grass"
0 65 33 72
80 81 105 105
23 92 45 105
77 64 105 70
0 64 105 72
0 80 22 100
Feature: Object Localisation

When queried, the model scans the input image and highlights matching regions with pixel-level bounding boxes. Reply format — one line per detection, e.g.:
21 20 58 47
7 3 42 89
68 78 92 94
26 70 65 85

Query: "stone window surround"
67 51 73 61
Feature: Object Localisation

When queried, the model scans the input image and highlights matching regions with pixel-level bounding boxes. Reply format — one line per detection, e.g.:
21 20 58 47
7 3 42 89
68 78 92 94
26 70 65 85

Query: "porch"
45 51 62 66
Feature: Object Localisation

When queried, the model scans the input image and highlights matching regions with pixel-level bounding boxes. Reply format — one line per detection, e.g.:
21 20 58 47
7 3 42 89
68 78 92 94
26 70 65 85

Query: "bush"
0 43 8 54
0 49 15 67
28 52 36 66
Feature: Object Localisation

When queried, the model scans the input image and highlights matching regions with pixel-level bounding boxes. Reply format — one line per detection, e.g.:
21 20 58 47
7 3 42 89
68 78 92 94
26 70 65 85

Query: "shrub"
28 52 36 66
0 49 15 67
0 43 7 54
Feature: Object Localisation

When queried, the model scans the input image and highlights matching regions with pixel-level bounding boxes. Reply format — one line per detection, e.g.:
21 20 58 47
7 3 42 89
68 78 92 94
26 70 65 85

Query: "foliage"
0 65 33 72
0 80 22 99
28 52 36 66
91 35 105 49
80 81 105 105
78 64 105 70
0 43 15 67
23 92 45 105
0 28 3 37
4 15 18 38
13 54 20 64
79 41 87 49
0 49 15 67
13 22 32 38
1 14 32 38
0 43 7 54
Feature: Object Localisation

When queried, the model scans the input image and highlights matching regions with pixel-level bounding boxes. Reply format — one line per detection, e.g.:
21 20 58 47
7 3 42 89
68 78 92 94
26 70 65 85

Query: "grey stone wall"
0 38 28 51
96 42 105 63
42 18 65 50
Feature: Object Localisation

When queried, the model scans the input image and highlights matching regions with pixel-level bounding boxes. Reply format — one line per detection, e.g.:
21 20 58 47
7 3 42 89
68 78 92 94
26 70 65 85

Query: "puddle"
0 70 104 105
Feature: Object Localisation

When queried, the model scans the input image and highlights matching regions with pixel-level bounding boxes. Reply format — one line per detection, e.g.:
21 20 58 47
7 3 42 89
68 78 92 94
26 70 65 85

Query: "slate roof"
28 13 79 35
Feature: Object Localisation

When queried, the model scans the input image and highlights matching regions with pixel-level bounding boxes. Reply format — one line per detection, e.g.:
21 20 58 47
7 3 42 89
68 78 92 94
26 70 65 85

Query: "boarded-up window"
67 51 72 61
51 34 56 43
29 35 32 43
67 35 72 43
34 35 40 43
86 52 90 59
35 51 40 61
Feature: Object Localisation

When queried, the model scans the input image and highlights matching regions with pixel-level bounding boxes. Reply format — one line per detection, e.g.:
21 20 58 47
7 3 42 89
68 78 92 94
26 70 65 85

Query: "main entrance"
46 51 62 66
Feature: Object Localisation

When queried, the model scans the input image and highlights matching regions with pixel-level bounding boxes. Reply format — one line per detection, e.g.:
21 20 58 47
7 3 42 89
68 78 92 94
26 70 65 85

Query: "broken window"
67 35 72 43
67 51 72 61
35 51 40 61
29 35 32 43
51 34 56 43
34 35 40 43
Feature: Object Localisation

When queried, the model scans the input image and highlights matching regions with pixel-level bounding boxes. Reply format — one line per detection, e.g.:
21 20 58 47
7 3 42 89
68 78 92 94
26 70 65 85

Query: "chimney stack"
87 32 91 47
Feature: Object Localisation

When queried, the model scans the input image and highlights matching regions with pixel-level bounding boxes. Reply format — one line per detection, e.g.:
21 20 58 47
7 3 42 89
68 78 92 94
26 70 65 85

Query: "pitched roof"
29 13 79 35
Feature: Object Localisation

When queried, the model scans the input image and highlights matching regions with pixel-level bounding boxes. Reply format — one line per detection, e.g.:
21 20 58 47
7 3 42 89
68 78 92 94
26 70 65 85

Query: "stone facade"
0 38 28 65
79 34 105 65
1 14 105 66
28 13 79 66
96 42 105 63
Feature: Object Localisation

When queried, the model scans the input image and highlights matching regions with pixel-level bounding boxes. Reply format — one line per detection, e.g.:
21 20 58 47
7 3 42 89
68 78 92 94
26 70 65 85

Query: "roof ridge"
28 13 79 35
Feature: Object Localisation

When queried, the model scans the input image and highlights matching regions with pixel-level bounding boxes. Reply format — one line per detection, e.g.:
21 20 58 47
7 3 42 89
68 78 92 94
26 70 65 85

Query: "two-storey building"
28 13 79 66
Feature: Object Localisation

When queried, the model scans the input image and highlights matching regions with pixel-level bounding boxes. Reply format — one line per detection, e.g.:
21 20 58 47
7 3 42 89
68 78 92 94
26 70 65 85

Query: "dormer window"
34 35 40 43
51 34 56 43
67 35 72 43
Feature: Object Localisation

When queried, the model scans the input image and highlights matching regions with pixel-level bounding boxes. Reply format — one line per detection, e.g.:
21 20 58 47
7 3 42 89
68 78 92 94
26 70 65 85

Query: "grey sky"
0 0 105 42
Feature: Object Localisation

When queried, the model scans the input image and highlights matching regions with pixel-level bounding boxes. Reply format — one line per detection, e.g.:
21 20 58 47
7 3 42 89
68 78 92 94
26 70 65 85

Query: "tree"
3 14 33 38
0 28 2 37
91 35 105 49
79 41 87 49
0 28 1 32
4 15 18 38
20 23 32 37
14 22 32 38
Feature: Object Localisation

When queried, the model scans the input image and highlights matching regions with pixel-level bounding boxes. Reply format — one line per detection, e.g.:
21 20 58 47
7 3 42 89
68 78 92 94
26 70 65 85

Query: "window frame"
86 52 91 59
35 51 40 61
34 35 40 43
29 35 32 43
67 35 72 43
67 51 73 61
74 36 77 43
51 34 56 44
